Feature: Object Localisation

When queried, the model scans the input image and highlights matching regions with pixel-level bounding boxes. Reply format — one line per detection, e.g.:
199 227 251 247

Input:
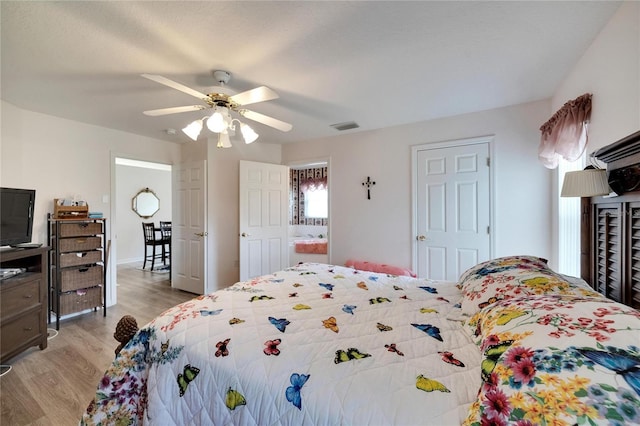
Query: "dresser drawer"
58 222 102 238
0 279 40 318
57 250 102 268
60 265 103 292
0 309 42 356
59 236 101 252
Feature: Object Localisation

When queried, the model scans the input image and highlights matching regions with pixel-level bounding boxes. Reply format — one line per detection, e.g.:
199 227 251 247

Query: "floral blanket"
81 263 482 425
464 294 640 425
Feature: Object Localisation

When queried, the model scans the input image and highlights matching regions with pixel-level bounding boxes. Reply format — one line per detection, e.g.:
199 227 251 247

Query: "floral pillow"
458 255 550 288
458 255 599 316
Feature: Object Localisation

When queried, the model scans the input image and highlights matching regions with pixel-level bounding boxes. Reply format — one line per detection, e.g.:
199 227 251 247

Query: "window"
304 188 328 218
557 155 585 276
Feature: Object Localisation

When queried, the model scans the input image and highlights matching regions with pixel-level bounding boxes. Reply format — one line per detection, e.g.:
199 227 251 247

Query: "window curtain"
290 167 328 226
538 93 592 169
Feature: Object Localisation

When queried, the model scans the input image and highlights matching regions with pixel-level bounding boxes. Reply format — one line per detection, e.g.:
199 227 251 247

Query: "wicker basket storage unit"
48 215 107 329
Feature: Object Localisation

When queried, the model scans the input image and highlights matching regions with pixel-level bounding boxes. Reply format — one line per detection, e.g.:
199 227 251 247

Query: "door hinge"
486 157 491 167
487 226 490 234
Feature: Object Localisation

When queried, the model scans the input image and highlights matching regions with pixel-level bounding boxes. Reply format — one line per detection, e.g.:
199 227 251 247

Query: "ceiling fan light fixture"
240 123 259 144
182 119 203 141
217 130 232 148
141 72 292 144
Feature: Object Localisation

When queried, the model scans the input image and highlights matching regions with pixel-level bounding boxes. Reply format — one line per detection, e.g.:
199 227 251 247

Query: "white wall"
552 1 639 153
550 1 640 267
1 100 182 305
115 164 172 264
182 137 281 292
282 99 552 272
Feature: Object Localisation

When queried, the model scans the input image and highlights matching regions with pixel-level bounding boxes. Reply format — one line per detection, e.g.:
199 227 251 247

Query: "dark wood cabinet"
586 130 640 310
583 193 640 309
0 246 49 363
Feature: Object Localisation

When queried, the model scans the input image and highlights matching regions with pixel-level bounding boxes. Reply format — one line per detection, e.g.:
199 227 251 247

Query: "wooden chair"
159 221 171 267
142 222 165 271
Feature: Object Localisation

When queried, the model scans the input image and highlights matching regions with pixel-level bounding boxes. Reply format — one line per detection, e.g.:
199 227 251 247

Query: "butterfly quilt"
81 262 482 425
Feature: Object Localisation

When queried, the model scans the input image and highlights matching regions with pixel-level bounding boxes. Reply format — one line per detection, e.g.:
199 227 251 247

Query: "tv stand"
0 246 49 363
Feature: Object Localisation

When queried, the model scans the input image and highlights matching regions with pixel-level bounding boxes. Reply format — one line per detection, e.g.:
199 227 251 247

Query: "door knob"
194 232 208 237
241 232 251 237
417 235 427 241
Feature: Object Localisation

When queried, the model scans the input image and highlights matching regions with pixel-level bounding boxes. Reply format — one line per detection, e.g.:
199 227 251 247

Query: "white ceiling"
1 1 621 145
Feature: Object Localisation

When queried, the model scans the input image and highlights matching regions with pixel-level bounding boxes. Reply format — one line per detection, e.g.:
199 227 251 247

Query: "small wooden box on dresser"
0 246 50 364
48 215 107 330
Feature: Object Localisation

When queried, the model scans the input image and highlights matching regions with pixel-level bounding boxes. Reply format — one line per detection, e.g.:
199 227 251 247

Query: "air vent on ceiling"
330 121 359 131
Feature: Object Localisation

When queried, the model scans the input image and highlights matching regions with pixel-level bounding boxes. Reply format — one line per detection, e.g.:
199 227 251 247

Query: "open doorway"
115 158 172 266
113 158 172 293
288 160 330 266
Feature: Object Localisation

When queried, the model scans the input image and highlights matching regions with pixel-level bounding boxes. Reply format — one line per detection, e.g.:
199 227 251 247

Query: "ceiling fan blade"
141 74 208 100
143 105 206 116
239 109 292 132
229 86 279 106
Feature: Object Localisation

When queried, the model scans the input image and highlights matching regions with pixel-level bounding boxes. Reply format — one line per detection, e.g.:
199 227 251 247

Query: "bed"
81 258 640 425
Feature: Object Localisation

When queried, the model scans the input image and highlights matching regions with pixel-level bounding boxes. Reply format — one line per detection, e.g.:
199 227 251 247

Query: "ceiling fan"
142 70 292 144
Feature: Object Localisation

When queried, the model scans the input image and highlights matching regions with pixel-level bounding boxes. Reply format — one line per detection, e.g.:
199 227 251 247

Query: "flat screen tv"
0 187 36 247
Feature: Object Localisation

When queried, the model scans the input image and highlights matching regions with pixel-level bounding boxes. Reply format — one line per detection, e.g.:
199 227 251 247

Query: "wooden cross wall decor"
362 176 376 200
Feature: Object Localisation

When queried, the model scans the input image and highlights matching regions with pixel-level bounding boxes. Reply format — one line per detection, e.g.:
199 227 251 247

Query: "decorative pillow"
458 255 598 316
344 259 417 278
458 255 549 289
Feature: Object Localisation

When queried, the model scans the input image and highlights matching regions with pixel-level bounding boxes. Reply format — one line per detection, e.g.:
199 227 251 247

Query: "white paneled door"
172 160 207 294
414 139 491 281
239 161 289 281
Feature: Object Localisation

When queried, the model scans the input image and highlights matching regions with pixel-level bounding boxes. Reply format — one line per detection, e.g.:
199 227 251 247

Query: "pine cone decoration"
114 315 138 355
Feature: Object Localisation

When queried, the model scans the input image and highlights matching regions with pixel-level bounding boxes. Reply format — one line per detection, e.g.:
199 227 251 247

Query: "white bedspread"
82 263 482 425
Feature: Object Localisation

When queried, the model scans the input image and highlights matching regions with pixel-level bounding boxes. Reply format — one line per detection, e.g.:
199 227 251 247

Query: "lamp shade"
240 123 259 144
182 119 203 141
561 169 611 197
217 131 232 148
207 107 230 133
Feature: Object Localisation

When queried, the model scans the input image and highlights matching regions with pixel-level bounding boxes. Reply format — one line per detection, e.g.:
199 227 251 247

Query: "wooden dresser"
0 246 49 363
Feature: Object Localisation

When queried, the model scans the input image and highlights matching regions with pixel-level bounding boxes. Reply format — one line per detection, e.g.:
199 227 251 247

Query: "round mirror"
132 188 160 219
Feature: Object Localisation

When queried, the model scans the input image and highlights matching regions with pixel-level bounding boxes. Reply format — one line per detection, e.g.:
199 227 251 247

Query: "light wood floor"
0 263 196 425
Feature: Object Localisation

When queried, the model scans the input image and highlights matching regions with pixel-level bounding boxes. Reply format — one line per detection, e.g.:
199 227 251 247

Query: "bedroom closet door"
239 161 289 281
413 138 491 281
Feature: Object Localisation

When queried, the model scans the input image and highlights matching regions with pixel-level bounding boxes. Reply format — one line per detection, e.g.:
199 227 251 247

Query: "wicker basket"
58 250 102 268
54 286 102 316
60 265 103 292
59 236 102 252
58 222 102 238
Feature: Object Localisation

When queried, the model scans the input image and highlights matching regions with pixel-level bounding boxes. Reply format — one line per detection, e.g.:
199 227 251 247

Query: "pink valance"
538 93 592 169
300 177 327 192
